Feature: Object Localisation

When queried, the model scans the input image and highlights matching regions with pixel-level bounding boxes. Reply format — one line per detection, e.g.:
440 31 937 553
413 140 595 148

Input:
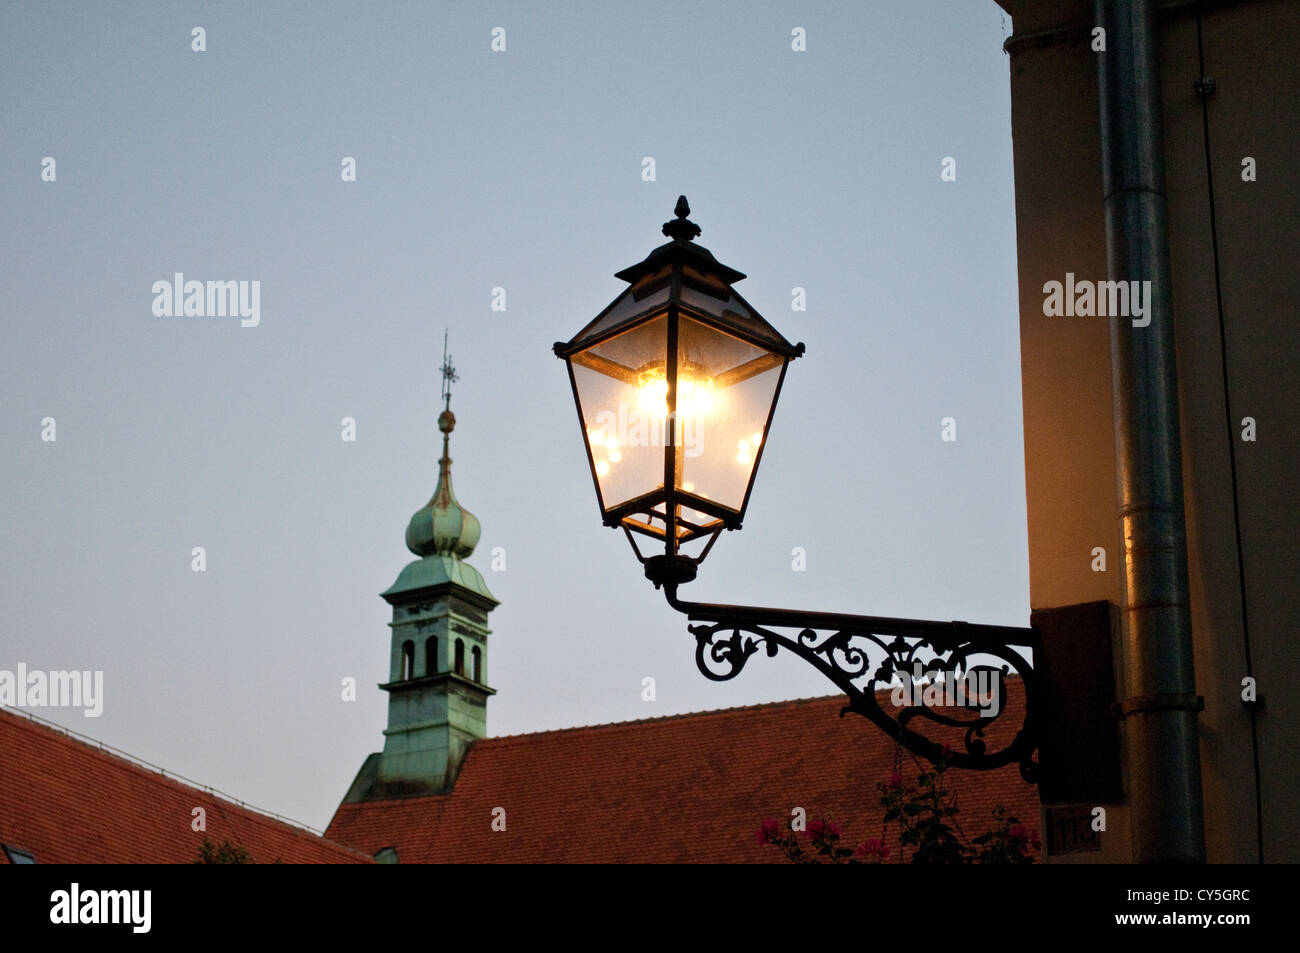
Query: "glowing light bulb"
608 450 621 463
636 372 718 419
677 376 714 416
588 428 605 446
682 482 695 492
595 460 610 477
751 432 762 447
639 378 669 417
604 436 619 451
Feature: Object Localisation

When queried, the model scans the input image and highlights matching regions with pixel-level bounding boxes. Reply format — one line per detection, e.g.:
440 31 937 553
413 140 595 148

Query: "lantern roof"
613 195 748 286
554 196 805 361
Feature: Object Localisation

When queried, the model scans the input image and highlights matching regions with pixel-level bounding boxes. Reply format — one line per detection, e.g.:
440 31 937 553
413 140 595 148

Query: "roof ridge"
481 693 847 744
480 674 1028 746
0 705 367 858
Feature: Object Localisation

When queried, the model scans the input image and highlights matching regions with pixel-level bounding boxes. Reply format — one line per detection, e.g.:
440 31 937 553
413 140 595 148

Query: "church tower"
343 338 498 802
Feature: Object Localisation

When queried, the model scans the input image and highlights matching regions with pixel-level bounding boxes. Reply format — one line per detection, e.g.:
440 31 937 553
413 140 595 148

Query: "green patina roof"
387 371 495 604
381 553 497 604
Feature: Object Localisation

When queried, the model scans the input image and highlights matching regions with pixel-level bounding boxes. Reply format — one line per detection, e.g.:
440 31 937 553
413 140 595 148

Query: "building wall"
998 0 1299 862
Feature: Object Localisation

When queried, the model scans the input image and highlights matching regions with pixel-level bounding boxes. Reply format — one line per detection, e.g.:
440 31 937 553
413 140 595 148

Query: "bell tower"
343 335 498 802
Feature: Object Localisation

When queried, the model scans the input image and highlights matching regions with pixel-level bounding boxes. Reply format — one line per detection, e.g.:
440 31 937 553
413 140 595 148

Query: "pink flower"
1008 824 1042 853
756 818 781 845
805 819 842 841
857 838 891 861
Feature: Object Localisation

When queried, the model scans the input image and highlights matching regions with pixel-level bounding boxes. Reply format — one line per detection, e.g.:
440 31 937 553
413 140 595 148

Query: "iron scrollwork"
670 587 1039 782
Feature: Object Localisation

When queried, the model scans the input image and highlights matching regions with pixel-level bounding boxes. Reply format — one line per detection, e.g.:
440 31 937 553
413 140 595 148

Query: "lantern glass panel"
675 316 783 512
570 313 670 511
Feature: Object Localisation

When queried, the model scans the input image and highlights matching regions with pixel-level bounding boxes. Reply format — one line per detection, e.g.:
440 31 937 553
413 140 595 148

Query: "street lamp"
553 196 803 587
555 198 1039 779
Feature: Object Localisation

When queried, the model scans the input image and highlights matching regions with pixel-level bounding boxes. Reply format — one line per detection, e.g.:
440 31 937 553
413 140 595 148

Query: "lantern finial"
662 195 702 242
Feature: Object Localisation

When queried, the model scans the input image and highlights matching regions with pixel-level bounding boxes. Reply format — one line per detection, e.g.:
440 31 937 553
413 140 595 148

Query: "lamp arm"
661 582 1041 782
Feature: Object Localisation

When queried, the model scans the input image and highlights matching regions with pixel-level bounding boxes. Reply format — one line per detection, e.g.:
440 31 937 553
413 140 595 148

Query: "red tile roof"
327 688 1040 863
0 709 370 864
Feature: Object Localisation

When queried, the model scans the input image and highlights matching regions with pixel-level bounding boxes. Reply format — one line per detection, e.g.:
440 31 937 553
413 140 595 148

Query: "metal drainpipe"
1096 0 1206 863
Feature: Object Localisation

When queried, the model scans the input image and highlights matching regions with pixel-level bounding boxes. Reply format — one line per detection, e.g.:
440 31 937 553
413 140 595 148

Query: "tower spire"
346 334 499 802
440 328 458 414
407 331 478 558
433 330 461 512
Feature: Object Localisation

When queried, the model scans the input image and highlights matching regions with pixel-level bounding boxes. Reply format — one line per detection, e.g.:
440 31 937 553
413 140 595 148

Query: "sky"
0 1 1027 832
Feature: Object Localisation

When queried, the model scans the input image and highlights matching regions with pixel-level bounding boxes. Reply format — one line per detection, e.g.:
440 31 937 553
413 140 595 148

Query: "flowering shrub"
880 756 967 864
757 750 1039 864
856 838 891 863
756 813 855 863
971 806 1042 864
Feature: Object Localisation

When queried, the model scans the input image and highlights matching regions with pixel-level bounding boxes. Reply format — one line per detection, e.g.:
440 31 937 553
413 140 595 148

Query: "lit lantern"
554 197 803 573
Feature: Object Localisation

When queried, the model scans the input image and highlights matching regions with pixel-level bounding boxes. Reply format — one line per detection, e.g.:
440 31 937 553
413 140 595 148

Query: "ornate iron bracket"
659 575 1040 783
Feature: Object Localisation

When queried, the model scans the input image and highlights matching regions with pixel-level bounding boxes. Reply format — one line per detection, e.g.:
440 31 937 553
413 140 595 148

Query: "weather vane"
440 329 458 412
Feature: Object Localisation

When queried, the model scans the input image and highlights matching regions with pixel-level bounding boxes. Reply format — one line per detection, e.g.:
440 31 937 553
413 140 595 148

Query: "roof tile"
327 688 1040 863
0 709 370 864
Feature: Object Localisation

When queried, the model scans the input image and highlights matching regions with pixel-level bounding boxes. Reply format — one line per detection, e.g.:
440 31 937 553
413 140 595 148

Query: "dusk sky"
1 1 1028 831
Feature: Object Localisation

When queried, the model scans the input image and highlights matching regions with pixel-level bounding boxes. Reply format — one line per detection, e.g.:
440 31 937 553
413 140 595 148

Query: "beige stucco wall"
998 0 1299 863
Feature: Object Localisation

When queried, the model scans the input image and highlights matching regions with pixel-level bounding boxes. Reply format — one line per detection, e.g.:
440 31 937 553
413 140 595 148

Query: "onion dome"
405 408 481 559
